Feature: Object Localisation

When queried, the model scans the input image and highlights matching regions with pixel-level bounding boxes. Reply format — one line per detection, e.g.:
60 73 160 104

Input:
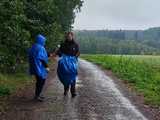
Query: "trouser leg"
35 76 45 98
70 81 76 97
64 85 69 96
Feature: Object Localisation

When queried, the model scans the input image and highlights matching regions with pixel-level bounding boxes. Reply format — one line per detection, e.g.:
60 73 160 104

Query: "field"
82 55 160 106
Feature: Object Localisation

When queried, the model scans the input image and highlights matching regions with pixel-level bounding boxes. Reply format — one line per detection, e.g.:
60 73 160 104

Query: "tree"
0 0 83 73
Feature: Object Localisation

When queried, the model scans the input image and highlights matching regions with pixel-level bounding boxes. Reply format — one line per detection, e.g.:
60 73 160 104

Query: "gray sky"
73 0 160 30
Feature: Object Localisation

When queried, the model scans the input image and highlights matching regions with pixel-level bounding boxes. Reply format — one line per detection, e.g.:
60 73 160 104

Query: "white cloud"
73 0 160 30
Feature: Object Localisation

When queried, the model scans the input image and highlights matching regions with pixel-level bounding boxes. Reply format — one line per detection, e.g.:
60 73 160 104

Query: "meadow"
82 55 160 106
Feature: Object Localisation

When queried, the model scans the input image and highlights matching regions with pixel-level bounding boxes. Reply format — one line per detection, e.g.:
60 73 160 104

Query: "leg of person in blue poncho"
35 76 46 98
63 81 76 97
70 81 76 97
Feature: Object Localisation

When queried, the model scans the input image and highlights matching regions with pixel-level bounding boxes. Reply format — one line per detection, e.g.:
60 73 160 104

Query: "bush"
0 0 83 73
0 86 10 96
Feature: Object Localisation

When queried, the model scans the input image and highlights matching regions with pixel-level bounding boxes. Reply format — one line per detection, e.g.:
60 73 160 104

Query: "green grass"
0 60 55 97
81 54 160 106
0 71 32 113
0 73 32 96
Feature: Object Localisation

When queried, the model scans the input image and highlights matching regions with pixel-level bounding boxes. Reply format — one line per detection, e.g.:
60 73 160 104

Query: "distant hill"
75 27 160 55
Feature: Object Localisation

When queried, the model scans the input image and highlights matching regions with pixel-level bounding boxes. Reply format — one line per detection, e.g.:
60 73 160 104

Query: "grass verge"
81 54 160 106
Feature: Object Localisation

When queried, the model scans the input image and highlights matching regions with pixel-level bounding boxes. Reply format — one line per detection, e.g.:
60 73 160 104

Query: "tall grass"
0 73 32 96
0 72 32 113
82 55 160 106
0 63 32 96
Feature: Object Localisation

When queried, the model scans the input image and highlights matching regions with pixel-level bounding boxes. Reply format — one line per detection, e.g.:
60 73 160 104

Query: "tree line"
75 28 160 55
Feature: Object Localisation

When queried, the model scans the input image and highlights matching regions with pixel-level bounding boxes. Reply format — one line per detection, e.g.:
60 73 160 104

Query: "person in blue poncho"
28 34 49 102
56 32 80 97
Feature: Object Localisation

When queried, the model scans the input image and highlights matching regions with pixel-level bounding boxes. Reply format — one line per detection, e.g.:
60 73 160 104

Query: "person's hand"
53 53 57 57
76 51 80 57
46 67 50 72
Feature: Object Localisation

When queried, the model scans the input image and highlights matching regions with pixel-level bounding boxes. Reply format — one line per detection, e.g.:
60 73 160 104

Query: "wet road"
3 59 148 120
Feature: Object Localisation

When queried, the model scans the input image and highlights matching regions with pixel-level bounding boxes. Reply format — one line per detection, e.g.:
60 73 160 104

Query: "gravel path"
2 59 148 120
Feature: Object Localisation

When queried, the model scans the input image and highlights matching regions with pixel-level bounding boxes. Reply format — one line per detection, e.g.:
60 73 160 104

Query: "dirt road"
2 59 148 120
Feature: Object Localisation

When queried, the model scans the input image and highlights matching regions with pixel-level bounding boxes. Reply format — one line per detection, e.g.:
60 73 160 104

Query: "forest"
75 27 160 55
0 0 83 73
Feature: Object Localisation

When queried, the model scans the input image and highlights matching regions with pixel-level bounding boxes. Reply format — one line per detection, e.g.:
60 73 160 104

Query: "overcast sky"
73 0 160 30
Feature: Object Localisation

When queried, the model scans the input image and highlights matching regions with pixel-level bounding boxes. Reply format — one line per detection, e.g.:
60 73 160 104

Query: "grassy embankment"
0 64 32 112
82 55 160 106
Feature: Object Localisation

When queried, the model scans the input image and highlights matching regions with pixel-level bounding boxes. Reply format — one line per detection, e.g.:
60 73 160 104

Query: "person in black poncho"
56 32 80 97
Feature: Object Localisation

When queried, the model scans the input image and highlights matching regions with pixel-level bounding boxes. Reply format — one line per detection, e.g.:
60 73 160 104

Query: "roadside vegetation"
82 55 160 106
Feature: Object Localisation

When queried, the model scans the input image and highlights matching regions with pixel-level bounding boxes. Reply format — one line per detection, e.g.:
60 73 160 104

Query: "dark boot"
71 83 76 98
34 96 44 102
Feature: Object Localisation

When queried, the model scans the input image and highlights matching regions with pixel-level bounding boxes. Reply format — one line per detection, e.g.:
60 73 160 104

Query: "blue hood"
28 34 48 79
36 34 46 46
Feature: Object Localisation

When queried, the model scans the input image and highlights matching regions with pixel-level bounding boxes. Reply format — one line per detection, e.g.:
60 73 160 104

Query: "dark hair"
66 32 74 37
65 32 75 42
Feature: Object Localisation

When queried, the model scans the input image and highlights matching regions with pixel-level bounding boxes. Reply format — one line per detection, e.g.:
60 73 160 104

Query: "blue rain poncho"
57 55 78 87
28 34 48 79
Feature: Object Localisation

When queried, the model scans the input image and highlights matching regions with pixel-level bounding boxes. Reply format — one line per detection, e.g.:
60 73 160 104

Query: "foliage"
82 55 160 105
75 28 160 55
0 72 32 96
0 0 83 73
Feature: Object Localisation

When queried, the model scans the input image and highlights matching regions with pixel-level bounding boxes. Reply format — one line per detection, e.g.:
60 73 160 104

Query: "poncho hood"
36 34 46 46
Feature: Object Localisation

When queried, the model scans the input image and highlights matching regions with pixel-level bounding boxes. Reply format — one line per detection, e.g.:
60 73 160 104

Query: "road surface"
2 59 148 120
